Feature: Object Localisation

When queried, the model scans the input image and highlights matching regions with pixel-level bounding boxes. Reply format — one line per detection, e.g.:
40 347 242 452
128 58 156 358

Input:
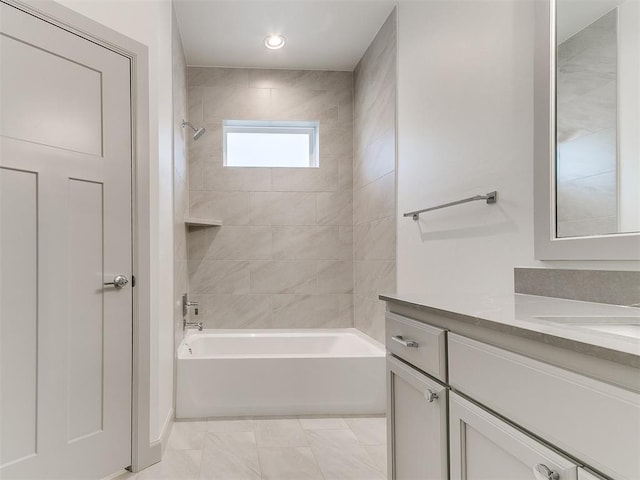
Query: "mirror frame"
534 0 640 260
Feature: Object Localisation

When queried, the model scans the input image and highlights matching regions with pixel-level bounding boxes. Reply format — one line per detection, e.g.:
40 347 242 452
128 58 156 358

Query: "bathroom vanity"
381 292 640 480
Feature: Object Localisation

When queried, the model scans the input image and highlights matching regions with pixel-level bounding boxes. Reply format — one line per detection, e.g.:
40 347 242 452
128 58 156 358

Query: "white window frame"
223 120 320 168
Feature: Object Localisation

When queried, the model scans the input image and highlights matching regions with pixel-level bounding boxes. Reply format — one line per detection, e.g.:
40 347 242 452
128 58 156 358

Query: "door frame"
1 0 158 472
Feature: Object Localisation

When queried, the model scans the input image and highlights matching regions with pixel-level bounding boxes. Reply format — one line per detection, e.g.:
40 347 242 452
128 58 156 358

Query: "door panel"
449 393 578 480
0 2 132 478
387 355 448 480
0 33 103 155
68 179 105 442
0 168 38 466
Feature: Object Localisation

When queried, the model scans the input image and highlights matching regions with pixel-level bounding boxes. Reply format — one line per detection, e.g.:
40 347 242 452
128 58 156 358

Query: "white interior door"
0 2 133 478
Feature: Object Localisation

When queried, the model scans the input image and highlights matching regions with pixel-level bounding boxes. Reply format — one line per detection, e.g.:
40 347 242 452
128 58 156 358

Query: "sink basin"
581 323 640 338
534 316 640 340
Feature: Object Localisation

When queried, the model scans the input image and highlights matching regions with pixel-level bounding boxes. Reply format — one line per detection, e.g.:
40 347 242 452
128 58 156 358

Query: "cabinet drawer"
385 312 447 381
449 333 640 480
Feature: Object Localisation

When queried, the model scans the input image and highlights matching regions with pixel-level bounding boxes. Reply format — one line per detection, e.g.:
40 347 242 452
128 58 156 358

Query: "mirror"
556 0 640 238
534 0 640 259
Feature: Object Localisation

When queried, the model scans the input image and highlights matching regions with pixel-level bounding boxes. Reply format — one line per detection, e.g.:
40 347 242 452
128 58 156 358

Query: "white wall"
397 0 639 298
55 0 175 443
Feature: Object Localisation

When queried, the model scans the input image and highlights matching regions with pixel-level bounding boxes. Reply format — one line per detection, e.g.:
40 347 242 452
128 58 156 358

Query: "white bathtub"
176 328 386 418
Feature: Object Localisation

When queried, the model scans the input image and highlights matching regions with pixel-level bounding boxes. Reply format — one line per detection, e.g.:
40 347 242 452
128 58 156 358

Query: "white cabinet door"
578 468 606 480
387 355 448 480
450 393 578 480
0 2 132 479
449 333 640 480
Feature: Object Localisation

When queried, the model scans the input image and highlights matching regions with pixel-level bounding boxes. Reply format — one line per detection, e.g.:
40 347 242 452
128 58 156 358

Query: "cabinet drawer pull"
424 389 438 402
533 464 559 480
392 335 419 348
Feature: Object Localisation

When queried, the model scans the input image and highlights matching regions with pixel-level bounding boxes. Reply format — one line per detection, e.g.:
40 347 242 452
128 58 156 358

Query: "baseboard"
153 408 174 457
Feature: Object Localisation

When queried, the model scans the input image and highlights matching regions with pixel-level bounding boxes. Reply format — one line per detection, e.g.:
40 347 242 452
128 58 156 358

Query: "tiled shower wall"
186 68 354 329
353 10 397 343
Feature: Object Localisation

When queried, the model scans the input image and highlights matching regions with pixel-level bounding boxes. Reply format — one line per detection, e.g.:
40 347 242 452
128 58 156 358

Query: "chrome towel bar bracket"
404 191 497 221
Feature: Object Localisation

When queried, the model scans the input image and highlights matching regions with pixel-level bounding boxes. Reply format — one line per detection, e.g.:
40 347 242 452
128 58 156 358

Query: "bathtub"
176 328 386 418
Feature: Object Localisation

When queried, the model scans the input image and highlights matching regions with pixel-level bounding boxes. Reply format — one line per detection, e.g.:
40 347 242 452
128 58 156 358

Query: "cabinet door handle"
391 335 419 348
533 464 560 480
424 389 438 403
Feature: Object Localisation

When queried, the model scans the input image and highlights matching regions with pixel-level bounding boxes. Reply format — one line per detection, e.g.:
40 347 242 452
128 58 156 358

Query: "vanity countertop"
380 291 640 366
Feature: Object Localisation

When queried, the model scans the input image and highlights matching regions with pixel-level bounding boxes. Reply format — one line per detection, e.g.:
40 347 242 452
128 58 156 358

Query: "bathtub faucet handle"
182 294 200 317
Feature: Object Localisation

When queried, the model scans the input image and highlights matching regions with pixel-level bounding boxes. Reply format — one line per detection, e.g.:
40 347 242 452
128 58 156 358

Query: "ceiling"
173 1 397 71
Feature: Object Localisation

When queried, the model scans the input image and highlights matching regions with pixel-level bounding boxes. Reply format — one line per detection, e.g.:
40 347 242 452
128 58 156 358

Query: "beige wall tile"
354 132 396 190
271 158 338 192
338 294 354 326
316 261 353 294
249 69 352 92
272 295 341 328
338 154 354 192
353 296 386 344
355 261 395 300
352 10 397 342
337 88 354 126
250 261 317 294
186 227 209 260
195 226 273 260
320 124 353 158
189 191 250 225
204 164 272 192
187 67 355 330
354 217 396 261
249 192 316 225
195 294 273 329
203 85 271 122
317 190 353 226
353 172 395 224
188 154 205 191
272 226 339 260
188 67 250 88
270 88 338 123
338 226 353 260
187 122 222 159
188 260 251 294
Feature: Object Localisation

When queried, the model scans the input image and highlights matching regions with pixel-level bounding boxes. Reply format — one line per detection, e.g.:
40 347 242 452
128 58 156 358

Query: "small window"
223 120 319 168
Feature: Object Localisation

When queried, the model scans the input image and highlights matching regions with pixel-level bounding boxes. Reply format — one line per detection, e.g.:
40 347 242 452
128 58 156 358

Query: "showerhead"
182 120 206 141
193 127 206 140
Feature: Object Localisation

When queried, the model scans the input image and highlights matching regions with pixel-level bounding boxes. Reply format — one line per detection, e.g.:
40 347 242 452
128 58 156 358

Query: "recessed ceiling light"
264 34 286 50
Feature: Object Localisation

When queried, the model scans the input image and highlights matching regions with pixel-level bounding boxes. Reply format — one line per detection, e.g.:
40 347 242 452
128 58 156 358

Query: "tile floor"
117 416 387 480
